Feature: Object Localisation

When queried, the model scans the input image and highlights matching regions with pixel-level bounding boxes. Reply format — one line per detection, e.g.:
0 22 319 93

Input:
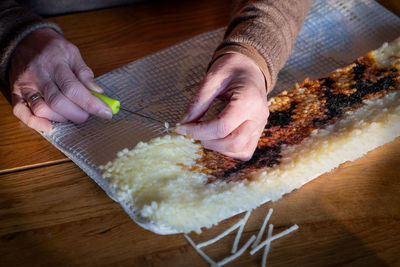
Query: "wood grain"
0 0 232 173
0 138 399 266
0 95 67 174
1 0 396 173
377 0 400 17
48 0 232 77
0 0 399 266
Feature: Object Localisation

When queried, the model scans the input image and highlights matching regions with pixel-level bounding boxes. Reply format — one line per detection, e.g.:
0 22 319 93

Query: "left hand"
175 53 269 161
9 28 112 133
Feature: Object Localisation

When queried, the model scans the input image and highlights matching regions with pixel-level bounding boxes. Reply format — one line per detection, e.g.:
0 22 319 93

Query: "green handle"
90 90 120 115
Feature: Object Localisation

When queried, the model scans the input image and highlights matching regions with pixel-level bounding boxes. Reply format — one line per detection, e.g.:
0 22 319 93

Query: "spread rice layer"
102 37 400 234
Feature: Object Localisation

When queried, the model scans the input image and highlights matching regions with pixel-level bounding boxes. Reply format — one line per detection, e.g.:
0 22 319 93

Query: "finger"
202 120 263 161
70 50 104 93
41 80 89 123
23 91 67 122
12 93 53 133
225 133 261 161
176 89 257 140
52 63 112 119
180 72 232 124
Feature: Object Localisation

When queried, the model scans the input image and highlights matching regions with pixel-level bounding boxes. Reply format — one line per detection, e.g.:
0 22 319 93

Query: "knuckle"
42 81 53 93
230 136 247 153
76 112 89 123
32 102 47 117
59 42 80 61
58 78 77 92
215 120 229 138
12 105 21 118
57 81 83 101
66 43 79 54
237 146 256 161
49 37 64 47
230 142 243 153
77 66 94 78
46 90 63 109
238 152 253 161
84 98 101 113
250 103 269 126
26 116 38 129
62 84 80 99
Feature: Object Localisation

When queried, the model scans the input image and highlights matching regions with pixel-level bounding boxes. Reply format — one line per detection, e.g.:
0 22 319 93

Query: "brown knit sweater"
0 0 311 93
0 0 62 90
212 0 312 91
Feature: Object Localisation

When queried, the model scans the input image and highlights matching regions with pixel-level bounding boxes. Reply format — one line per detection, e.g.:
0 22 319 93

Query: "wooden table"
0 1 399 266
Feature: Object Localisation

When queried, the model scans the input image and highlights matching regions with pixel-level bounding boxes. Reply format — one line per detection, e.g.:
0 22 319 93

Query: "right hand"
9 28 113 133
176 53 269 161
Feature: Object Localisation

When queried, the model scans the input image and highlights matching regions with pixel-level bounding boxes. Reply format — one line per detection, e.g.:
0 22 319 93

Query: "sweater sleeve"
211 0 312 92
0 0 62 88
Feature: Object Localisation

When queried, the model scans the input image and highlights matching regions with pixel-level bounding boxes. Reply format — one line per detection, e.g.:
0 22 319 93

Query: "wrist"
10 28 63 85
18 28 62 48
209 52 271 95
211 53 267 94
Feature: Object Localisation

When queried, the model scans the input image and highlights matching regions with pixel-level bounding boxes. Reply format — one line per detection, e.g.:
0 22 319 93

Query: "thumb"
180 72 231 124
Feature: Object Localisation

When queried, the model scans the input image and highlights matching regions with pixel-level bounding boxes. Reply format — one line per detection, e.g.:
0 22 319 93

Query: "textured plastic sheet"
43 0 400 224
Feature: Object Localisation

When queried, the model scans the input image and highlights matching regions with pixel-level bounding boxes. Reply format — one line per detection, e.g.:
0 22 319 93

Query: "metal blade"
120 107 165 124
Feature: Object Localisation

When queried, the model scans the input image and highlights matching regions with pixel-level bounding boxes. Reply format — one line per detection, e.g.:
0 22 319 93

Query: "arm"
176 0 312 160
212 0 312 91
0 0 62 88
1 1 112 132
211 0 311 91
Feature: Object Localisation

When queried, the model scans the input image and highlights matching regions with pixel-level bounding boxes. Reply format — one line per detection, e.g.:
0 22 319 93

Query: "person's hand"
176 53 269 161
9 28 113 133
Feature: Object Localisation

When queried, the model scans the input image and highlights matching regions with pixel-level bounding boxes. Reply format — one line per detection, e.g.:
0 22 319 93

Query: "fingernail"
175 125 187 135
179 114 191 124
88 82 104 94
99 107 113 119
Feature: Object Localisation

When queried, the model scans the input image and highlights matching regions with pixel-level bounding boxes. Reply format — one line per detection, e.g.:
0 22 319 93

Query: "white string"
184 234 218 266
250 224 299 255
252 208 273 249
218 235 256 266
261 224 274 267
232 210 252 253
197 219 244 248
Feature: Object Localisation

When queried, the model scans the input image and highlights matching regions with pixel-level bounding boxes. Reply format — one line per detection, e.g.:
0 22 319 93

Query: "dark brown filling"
198 56 399 182
267 101 298 128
